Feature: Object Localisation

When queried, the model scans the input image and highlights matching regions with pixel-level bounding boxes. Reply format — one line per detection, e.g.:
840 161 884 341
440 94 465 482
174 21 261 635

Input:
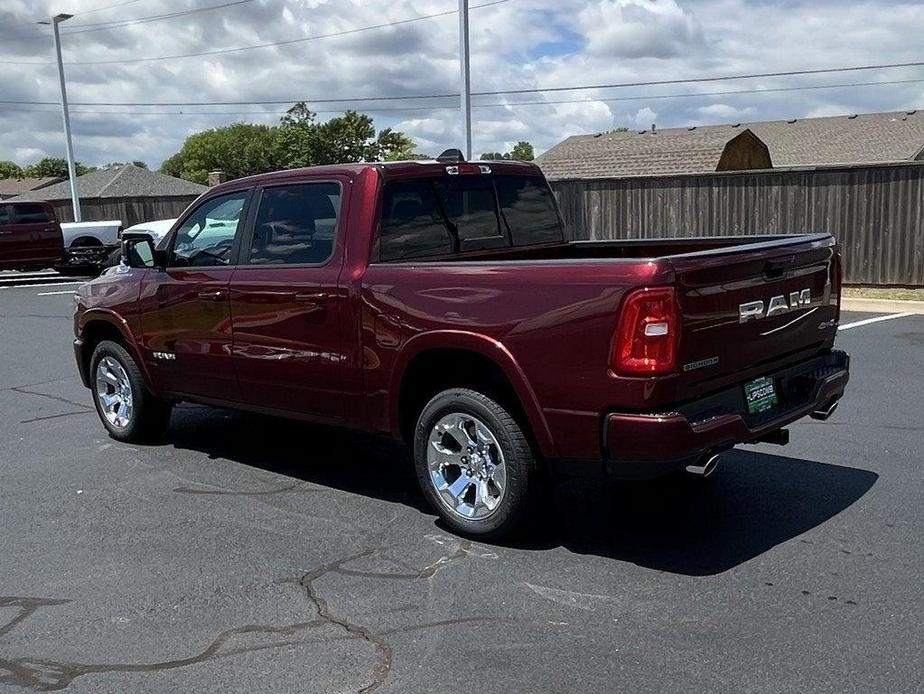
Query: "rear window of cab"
377 174 563 261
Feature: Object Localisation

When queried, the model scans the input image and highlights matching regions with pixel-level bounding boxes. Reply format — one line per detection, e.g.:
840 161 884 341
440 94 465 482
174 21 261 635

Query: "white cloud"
630 106 658 129
576 0 704 58
0 0 921 167
696 103 756 121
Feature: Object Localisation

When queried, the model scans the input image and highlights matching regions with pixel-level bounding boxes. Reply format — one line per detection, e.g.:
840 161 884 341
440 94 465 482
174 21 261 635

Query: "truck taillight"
612 287 679 375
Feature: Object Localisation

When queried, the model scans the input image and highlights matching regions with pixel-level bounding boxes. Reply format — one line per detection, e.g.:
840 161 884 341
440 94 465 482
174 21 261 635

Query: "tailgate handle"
763 256 794 279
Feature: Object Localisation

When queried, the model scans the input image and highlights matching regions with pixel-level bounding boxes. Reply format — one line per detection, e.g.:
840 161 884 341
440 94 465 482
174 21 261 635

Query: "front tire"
90 340 171 442
413 388 536 539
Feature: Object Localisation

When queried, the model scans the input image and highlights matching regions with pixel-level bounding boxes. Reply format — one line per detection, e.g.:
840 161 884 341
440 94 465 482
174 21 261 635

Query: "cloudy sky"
1 0 922 169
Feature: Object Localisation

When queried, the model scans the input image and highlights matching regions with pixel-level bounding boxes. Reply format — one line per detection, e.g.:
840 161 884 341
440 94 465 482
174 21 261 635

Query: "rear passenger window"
248 183 340 265
13 204 50 224
0 206 9 226
433 178 505 248
494 176 563 246
379 180 453 261
377 174 565 262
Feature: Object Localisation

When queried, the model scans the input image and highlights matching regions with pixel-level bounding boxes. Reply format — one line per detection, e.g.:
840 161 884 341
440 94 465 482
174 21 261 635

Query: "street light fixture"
38 13 81 222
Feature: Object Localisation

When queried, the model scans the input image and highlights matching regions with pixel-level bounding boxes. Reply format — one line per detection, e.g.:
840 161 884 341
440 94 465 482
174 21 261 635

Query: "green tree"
0 161 24 179
480 141 535 161
160 104 420 183
160 123 285 184
276 104 419 166
23 157 93 179
510 141 535 161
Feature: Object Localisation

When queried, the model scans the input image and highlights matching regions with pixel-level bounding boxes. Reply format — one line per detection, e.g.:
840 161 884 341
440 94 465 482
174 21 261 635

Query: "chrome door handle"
294 291 329 302
197 289 225 301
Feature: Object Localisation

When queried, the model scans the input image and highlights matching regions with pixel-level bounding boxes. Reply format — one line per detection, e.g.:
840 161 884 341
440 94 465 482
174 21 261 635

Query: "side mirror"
121 232 165 269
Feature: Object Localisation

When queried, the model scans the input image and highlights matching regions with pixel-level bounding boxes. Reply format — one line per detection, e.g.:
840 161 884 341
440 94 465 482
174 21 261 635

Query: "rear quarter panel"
361 259 673 459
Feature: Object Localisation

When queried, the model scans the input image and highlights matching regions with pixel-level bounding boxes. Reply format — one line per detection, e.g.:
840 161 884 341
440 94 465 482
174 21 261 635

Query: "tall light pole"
458 0 472 160
39 13 81 222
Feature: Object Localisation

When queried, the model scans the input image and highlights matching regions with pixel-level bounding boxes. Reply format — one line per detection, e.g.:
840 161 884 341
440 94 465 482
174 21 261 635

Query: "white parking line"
0 271 57 279
0 281 84 290
839 312 914 331
36 289 77 296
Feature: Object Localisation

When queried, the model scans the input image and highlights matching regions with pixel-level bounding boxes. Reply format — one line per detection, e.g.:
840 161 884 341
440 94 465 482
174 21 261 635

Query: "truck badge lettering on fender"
739 288 811 324
152 351 176 361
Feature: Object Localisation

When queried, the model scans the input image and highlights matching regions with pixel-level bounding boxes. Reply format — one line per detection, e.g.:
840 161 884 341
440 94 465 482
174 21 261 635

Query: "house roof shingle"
538 109 924 181
0 177 62 198
10 164 207 201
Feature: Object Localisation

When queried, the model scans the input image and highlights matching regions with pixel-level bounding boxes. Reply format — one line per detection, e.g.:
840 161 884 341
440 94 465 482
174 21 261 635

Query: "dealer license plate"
745 376 778 414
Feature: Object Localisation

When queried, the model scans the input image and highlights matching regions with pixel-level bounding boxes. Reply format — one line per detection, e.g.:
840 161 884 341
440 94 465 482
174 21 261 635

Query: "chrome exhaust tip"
685 453 720 478
810 400 839 421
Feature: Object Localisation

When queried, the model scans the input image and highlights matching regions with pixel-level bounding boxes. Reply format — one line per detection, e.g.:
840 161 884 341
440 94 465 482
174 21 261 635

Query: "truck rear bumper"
604 350 849 479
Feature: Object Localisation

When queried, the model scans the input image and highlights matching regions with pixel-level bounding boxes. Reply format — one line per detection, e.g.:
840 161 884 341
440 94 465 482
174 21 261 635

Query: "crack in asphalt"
330 541 473 583
0 610 326 691
0 377 73 393
0 598 72 640
293 538 475 692
20 410 92 424
299 550 394 693
172 482 322 498
10 386 92 412
0 538 481 693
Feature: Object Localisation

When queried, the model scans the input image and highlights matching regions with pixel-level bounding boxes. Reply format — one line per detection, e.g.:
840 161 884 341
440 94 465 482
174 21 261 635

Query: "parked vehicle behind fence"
73 152 850 539
0 201 65 271
57 220 123 275
122 218 177 244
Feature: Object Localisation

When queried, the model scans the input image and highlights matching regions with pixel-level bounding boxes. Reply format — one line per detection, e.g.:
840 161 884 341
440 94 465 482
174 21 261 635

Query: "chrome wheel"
427 413 507 520
95 357 133 429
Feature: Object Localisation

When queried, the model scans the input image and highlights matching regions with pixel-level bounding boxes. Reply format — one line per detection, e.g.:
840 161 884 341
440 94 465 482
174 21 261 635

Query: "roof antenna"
436 148 465 163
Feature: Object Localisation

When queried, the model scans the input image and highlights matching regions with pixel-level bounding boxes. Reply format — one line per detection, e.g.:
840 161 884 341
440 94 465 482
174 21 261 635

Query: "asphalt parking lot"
1 274 922 693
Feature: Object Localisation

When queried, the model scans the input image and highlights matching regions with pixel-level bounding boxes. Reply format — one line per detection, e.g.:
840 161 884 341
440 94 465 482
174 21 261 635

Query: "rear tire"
413 388 536 539
90 340 171 443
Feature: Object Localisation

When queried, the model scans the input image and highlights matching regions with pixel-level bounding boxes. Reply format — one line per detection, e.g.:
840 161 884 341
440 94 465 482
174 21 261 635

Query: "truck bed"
364 231 841 460
385 233 832 264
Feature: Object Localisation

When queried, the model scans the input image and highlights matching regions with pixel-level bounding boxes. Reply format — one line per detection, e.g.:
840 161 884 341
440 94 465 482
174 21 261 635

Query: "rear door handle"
294 291 329 303
198 288 226 301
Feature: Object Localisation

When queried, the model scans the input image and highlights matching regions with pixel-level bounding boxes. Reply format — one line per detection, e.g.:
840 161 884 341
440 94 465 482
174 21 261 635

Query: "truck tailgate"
669 234 839 396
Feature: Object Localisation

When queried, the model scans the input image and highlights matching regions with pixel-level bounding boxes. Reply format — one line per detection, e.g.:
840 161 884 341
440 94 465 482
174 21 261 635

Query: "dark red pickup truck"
0 201 65 271
74 153 849 538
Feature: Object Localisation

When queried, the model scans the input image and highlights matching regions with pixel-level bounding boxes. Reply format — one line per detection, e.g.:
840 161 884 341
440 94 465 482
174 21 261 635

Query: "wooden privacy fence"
51 195 200 228
550 161 924 286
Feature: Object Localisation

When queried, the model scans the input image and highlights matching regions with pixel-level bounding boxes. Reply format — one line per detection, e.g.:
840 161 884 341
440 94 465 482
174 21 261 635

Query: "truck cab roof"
206 159 543 196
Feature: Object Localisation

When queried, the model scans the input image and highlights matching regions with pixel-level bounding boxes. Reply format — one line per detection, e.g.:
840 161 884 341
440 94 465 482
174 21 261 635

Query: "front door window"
171 193 247 267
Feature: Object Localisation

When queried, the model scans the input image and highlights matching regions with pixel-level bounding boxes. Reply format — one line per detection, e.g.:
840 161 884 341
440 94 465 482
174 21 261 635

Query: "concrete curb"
842 297 924 314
